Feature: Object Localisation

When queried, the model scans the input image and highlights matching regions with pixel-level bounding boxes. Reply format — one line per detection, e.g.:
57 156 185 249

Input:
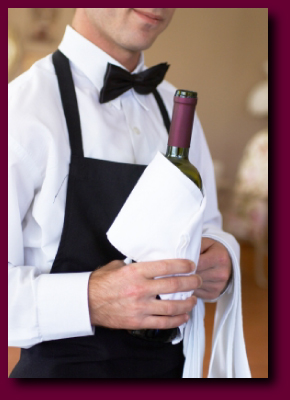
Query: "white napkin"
108 151 205 268
182 230 251 378
107 151 206 342
107 151 251 378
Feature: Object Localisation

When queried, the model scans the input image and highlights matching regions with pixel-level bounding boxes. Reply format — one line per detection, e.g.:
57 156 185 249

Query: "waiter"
8 9 233 378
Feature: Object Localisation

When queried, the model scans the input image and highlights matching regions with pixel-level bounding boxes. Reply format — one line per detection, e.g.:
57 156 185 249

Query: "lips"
133 9 163 23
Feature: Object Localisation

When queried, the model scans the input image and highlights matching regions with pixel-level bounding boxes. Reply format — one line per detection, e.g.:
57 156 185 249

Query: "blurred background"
8 8 268 378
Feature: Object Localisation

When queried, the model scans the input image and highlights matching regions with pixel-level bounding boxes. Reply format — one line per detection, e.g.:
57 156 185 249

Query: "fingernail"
190 261 196 271
197 276 203 288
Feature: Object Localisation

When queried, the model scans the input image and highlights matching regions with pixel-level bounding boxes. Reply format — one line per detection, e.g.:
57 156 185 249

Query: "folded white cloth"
183 229 251 378
107 151 251 378
108 151 205 266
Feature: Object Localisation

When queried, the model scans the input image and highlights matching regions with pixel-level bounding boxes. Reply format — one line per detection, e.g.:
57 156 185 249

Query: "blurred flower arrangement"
226 61 268 286
228 60 268 239
231 129 268 240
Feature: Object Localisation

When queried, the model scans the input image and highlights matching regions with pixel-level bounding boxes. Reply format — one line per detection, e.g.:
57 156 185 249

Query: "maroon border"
5 2 286 399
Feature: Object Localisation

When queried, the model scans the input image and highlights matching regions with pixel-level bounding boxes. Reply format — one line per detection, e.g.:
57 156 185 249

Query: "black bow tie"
99 62 170 104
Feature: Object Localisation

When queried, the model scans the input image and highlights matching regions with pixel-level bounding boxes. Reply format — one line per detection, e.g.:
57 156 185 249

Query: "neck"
72 10 140 72
165 146 189 159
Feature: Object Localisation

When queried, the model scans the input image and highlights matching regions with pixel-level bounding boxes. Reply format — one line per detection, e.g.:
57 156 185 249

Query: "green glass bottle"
165 89 203 192
128 90 203 343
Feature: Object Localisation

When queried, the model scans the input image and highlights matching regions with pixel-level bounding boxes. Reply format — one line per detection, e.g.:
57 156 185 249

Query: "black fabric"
99 62 169 104
152 89 171 133
10 346 184 379
52 50 83 157
10 50 184 379
50 157 147 273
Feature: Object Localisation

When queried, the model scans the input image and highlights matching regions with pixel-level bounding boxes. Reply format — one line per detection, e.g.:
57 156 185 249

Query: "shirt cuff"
36 271 94 342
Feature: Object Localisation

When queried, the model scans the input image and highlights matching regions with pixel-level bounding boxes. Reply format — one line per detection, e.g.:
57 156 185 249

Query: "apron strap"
52 50 84 157
152 89 171 133
52 50 171 158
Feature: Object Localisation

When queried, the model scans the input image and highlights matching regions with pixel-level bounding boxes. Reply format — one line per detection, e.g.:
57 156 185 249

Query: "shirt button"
132 126 140 135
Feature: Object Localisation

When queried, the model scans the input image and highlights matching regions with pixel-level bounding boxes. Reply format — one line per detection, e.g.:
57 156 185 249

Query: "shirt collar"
58 25 148 110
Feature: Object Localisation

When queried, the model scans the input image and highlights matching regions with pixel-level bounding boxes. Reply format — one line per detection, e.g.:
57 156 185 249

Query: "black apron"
10 51 184 379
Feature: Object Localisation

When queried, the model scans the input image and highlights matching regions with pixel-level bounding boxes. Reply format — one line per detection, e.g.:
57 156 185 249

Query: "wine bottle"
128 90 202 343
165 89 203 192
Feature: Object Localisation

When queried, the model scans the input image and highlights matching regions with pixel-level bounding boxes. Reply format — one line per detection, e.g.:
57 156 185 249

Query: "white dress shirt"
9 25 230 352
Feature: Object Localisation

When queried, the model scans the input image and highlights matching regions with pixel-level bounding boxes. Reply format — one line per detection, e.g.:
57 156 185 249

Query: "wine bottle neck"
167 96 197 149
165 146 189 159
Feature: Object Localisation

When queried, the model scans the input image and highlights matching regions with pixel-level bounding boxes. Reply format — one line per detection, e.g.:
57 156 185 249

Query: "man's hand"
194 238 232 300
88 259 202 330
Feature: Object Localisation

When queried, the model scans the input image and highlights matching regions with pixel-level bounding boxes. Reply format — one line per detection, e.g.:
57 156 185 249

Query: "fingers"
149 273 202 296
194 286 222 300
196 254 209 273
139 259 196 279
139 314 190 330
89 258 200 329
197 265 229 284
197 239 231 273
200 237 214 254
194 266 230 300
196 240 232 300
196 251 218 273
133 259 202 296
147 296 197 317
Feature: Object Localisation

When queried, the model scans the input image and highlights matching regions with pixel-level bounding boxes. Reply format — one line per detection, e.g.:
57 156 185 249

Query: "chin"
128 34 158 51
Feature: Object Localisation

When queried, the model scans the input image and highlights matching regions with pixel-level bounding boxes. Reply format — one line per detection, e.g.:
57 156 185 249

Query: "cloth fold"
107 151 251 378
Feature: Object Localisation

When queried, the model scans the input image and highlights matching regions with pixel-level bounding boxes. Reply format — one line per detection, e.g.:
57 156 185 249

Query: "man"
8 9 233 378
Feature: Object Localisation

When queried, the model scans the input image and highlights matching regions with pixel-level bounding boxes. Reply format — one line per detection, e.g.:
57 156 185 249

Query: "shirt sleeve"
8 116 94 349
